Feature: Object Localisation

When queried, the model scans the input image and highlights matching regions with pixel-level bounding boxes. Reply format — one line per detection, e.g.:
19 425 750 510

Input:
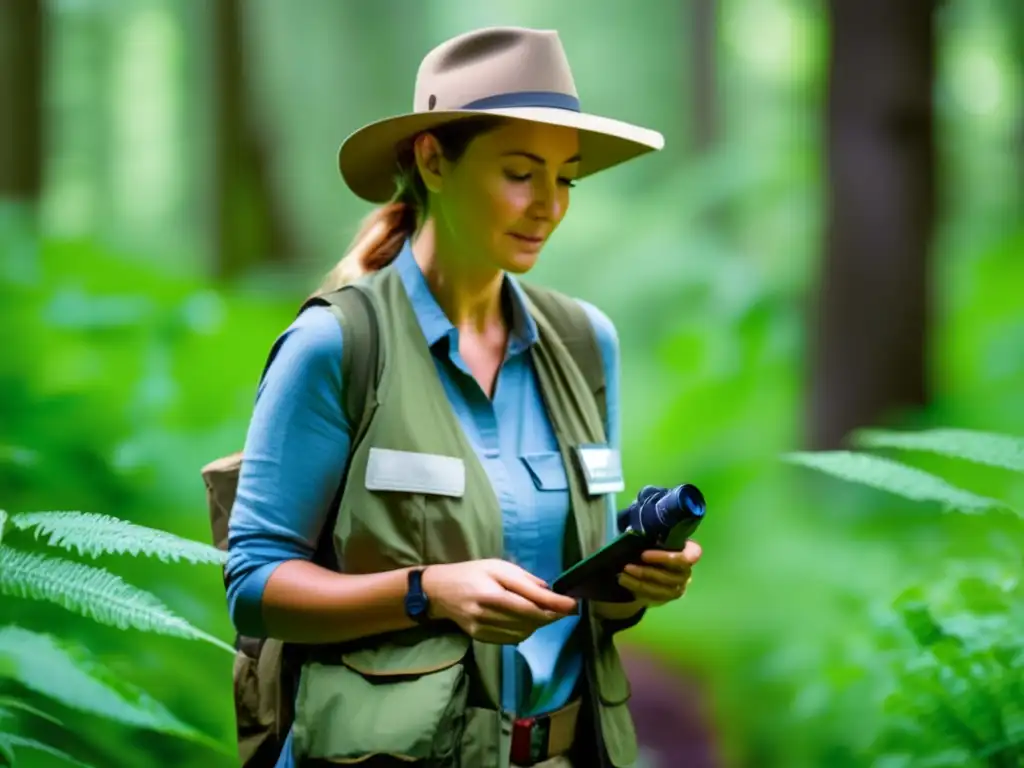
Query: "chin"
498 246 542 275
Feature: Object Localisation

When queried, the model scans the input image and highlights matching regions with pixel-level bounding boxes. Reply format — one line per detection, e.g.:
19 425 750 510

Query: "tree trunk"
689 0 718 155
808 0 937 449
0 0 44 203
212 0 295 279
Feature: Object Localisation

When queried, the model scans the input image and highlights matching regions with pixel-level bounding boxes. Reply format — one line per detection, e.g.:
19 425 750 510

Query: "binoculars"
552 483 706 602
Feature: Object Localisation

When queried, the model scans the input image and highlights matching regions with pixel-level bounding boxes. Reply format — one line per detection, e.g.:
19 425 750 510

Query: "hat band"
459 90 580 112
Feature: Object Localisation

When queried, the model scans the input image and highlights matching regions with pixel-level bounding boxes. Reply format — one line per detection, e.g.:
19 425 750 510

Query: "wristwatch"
404 568 431 624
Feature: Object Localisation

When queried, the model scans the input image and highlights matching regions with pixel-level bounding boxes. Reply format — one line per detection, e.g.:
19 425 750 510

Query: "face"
416 120 581 274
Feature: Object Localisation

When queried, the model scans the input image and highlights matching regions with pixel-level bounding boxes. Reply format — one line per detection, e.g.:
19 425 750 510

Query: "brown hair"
317 117 503 294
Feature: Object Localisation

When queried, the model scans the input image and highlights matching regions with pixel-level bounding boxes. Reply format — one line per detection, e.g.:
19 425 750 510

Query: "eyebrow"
501 150 581 165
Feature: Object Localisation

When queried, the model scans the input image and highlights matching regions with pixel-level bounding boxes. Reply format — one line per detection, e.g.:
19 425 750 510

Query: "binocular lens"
654 484 706 529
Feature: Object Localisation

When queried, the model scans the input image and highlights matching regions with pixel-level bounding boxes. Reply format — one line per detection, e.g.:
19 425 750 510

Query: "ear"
412 133 444 194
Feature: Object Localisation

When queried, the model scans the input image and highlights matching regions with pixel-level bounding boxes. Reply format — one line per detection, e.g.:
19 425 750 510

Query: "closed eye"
504 171 577 188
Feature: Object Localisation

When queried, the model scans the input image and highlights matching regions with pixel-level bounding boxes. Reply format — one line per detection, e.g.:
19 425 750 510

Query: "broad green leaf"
9 511 226 565
782 451 1007 513
0 512 6 547
0 627 223 753
0 734 95 768
0 548 233 654
853 428 1024 472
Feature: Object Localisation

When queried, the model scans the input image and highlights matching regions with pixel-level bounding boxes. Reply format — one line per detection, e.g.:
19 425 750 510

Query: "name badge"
574 444 625 495
365 448 466 498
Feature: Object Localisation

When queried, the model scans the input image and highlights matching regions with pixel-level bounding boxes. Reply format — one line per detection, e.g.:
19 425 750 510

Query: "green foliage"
853 428 1024 473
785 429 1024 766
0 507 234 766
0 627 218 745
0 204 280 766
0 733 95 768
782 450 1010 513
0 542 232 652
10 511 229 565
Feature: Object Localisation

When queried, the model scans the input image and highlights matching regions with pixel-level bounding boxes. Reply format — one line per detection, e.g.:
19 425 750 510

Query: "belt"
510 698 581 767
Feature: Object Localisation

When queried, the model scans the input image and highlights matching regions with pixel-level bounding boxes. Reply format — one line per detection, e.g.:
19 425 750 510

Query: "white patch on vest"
574 444 625 495
365 448 466 497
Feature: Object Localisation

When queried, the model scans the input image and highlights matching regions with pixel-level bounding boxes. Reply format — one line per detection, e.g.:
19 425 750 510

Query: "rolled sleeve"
224 306 352 638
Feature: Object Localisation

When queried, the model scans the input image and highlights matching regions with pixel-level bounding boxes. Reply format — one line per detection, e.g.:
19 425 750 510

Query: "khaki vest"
290 267 638 767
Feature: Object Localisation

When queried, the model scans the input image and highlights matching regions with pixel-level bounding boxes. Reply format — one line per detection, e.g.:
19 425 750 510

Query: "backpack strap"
299 285 380 443
518 282 607 431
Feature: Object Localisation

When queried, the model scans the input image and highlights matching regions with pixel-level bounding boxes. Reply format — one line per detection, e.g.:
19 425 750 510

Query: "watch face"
406 593 427 617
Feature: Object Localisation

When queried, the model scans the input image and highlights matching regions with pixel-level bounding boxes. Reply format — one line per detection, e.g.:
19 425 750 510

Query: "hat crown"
413 27 578 113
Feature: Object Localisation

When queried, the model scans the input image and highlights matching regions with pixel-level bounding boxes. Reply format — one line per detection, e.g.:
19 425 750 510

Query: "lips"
509 233 544 244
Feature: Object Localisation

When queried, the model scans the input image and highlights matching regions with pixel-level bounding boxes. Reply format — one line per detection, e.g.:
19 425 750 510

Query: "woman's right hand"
421 559 578 644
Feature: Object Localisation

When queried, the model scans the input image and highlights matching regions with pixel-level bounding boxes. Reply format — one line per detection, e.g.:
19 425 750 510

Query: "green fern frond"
0 626 223 753
0 697 63 727
782 451 1008 513
0 733 96 768
0 548 233 654
853 428 1024 472
9 512 226 565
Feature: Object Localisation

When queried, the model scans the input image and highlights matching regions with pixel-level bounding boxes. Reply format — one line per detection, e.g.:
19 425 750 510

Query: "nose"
529 176 561 221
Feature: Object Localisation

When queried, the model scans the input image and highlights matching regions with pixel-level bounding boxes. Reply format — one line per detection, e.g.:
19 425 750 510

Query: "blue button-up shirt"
225 241 621 766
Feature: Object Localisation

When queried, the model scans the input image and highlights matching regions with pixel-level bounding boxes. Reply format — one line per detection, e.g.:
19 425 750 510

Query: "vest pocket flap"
341 631 471 677
520 451 569 491
365 447 466 497
293 632 471 763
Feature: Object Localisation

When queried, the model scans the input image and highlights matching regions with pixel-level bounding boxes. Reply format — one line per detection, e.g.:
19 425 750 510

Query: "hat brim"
338 107 665 203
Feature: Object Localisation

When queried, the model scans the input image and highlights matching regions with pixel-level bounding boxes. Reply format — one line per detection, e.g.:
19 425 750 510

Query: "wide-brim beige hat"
338 26 665 203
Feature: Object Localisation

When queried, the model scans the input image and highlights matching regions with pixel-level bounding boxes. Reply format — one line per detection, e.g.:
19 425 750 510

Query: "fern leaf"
0 697 63 727
0 626 226 755
782 451 1007 513
8 512 226 565
0 734 96 768
0 548 234 654
853 428 1024 472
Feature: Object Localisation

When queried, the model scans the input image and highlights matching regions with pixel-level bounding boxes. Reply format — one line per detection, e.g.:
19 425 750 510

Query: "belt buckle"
511 715 550 766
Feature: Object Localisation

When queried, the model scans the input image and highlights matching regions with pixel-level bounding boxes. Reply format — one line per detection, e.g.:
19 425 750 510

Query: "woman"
226 26 703 768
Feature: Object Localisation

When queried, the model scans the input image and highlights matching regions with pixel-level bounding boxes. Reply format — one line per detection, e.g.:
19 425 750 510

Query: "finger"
619 573 685 603
622 563 687 589
683 540 702 563
493 572 578 615
493 560 554 589
485 592 564 626
640 542 701 571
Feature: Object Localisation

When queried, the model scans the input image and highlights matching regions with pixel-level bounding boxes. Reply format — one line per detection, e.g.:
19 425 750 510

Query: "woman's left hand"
617 539 702 607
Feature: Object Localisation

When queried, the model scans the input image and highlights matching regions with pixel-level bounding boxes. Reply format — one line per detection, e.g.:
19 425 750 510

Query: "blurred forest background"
2 0 1023 767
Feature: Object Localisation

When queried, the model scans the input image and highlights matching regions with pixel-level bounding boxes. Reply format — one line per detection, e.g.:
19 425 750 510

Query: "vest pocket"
292 632 472 764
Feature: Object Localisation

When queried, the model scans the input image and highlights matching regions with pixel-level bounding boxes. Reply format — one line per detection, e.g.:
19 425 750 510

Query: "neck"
411 218 506 334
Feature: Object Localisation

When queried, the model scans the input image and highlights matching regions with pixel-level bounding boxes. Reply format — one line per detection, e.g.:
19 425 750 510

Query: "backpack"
201 279 607 768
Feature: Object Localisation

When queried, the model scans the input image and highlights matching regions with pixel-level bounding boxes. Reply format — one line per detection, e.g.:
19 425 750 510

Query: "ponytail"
316 115 504 295
318 197 418 293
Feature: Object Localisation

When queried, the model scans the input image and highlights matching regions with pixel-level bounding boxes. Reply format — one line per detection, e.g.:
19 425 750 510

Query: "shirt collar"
393 239 539 355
